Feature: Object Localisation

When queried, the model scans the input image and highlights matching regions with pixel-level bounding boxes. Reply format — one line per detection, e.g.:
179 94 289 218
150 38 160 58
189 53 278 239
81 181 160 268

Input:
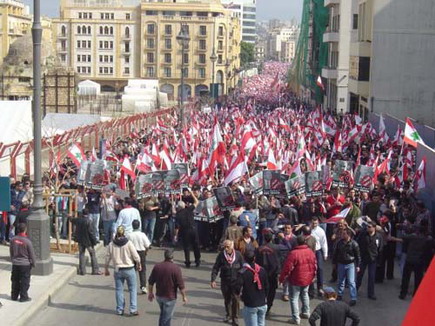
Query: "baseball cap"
323 287 336 295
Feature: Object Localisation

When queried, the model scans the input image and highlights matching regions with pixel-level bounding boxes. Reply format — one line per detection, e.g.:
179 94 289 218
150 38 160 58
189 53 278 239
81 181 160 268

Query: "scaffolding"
289 0 328 103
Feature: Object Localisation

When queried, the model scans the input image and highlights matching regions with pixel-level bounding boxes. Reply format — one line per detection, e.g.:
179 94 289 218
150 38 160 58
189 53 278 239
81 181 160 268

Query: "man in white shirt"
128 220 151 294
311 217 328 296
114 198 141 235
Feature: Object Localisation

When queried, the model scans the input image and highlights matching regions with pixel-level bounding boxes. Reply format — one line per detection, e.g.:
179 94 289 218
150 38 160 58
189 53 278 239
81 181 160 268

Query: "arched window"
104 26 109 34
125 26 130 37
99 26 103 34
77 26 81 34
61 25 66 35
110 26 113 35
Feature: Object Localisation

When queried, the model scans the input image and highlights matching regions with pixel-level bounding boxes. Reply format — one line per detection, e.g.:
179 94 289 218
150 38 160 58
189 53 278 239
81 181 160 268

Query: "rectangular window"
353 14 358 30
218 40 223 50
82 55 86 62
61 54 66 62
164 67 171 77
125 42 130 52
79 12 82 19
88 40 91 48
125 56 130 63
164 53 171 63
77 55 81 62
183 53 189 64
100 13 104 20
165 25 172 35
124 67 130 74
87 55 91 62
199 39 206 50
89 13 92 19
147 24 155 34
218 26 224 36
126 13 131 20
199 25 207 36
218 55 223 64
199 68 206 78
146 67 155 77
182 68 188 78
81 40 86 48
147 38 155 49
165 38 172 49
111 13 114 20
77 40 81 48
83 13 87 19
147 52 154 63
110 41 113 49
198 54 206 64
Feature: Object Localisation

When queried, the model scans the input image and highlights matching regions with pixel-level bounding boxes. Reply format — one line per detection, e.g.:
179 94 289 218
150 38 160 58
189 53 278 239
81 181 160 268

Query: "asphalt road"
31 246 410 326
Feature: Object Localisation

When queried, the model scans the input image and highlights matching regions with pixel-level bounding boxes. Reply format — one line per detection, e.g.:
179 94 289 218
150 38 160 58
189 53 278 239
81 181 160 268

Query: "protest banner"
213 186 236 211
172 163 189 188
88 159 106 189
285 175 306 197
354 165 375 192
332 160 354 188
249 171 263 194
151 171 167 193
305 171 324 197
77 160 90 186
164 169 181 194
194 197 222 222
263 170 289 197
135 173 154 198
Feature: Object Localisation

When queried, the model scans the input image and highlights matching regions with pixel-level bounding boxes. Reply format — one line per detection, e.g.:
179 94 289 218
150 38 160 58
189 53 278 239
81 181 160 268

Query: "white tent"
77 80 101 96
0 100 33 144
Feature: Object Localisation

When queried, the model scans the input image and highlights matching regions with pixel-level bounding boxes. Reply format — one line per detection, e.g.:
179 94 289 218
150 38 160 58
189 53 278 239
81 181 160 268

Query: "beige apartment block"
0 0 31 65
53 0 240 99
140 0 241 99
53 0 141 91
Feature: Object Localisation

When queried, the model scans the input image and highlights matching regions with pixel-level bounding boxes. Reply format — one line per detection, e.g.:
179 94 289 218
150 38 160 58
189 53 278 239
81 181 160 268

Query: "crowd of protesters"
0 61 433 325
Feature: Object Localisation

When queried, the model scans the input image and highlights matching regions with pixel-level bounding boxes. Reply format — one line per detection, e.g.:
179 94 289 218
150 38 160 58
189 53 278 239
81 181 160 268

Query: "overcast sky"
22 0 303 22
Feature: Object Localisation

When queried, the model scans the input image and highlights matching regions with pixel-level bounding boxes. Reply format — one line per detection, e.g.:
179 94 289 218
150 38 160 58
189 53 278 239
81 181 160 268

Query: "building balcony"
322 66 338 79
59 34 67 39
348 78 369 97
59 48 67 53
122 34 131 40
325 0 339 7
323 30 339 43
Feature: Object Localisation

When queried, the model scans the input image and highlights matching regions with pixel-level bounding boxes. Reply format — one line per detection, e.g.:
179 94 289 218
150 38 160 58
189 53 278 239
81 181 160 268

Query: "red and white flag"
224 152 248 186
120 157 136 181
333 131 342 153
414 157 426 192
266 149 278 170
325 207 351 224
206 119 226 174
404 118 424 148
67 143 85 166
316 76 325 91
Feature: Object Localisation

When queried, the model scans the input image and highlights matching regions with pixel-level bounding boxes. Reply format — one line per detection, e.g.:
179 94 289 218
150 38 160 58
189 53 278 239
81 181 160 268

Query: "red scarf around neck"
244 263 263 290
224 250 236 265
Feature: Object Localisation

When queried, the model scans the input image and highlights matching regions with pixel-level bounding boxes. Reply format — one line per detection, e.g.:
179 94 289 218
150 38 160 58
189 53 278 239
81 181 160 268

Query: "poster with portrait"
77 160 91 186
88 159 106 189
354 165 375 192
135 174 154 199
263 170 289 197
332 160 354 188
249 172 264 194
164 169 181 194
194 197 222 223
172 163 190 188
151 171 167 193
285 175 306 197
305 171 324 197
213 186 236 211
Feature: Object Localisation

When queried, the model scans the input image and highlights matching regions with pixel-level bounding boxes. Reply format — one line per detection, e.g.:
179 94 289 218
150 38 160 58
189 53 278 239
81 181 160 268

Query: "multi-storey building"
53 0 140 90
53 0 240 99
267 26 299 62
140 0 241 99
321 0 358 113
0 0 31 65
221 0 256 43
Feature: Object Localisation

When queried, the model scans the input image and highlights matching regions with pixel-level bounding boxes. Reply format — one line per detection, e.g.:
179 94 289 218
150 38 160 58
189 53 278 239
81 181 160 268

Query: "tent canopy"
77 80 101 96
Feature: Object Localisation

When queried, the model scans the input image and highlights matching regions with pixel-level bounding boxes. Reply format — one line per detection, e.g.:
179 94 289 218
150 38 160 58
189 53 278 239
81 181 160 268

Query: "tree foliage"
240 41 255 68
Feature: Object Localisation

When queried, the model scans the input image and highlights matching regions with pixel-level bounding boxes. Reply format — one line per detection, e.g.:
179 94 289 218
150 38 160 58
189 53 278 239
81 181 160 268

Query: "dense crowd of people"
1 61 433 326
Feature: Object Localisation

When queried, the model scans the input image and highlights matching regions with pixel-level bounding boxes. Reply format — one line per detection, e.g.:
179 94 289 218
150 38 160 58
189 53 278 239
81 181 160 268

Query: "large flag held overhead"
224 152 248 186
206 119 226 174
67 143 85 166
414 157 426 192
325 207 351 224
404 118 424 148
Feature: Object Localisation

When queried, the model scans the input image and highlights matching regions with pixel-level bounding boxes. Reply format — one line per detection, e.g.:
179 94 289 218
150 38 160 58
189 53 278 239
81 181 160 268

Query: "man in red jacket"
279 235 317 325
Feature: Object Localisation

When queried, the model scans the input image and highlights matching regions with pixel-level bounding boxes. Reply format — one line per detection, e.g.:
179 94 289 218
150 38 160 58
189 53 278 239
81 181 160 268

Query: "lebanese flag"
316 75 325 91
333 131 342 153
266 149 278 170
91 147 98 162
67 143 85 166
159 145 172 170
392 125 403 147
325 207 351 224
120 157 136 180
206 119 226 174
379 114 389 143
278 118 291 132
404 118 424 148
414 157 426 192
224 152 248 186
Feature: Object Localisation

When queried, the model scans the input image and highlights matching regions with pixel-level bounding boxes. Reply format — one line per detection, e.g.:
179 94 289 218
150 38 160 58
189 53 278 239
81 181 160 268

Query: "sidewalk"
0 243 102 326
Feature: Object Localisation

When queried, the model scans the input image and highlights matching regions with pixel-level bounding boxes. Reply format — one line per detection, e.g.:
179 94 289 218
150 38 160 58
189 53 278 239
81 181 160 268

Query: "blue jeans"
290 285 310 323
8 214 16 240
337 263 357 300
357 260 376 297
315 250 324 290
114 267 137 314
156 296 177 326
243 304 267 326
283 280 289 296
103 219 115 246
0 216 6 242
143 217 156 243
89 213 100 241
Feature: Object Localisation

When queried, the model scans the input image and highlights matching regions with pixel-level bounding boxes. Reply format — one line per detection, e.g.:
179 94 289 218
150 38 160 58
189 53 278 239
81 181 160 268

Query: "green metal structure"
290 0 328 103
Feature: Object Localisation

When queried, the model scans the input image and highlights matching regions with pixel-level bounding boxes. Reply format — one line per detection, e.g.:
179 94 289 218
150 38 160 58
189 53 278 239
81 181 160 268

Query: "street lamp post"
27 0 53 275
225 59 230 96
176 24 190 128
210 49 217 100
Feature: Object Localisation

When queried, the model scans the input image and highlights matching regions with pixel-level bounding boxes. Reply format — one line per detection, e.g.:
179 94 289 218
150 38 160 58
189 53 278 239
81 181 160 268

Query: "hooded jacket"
105 236 140 269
